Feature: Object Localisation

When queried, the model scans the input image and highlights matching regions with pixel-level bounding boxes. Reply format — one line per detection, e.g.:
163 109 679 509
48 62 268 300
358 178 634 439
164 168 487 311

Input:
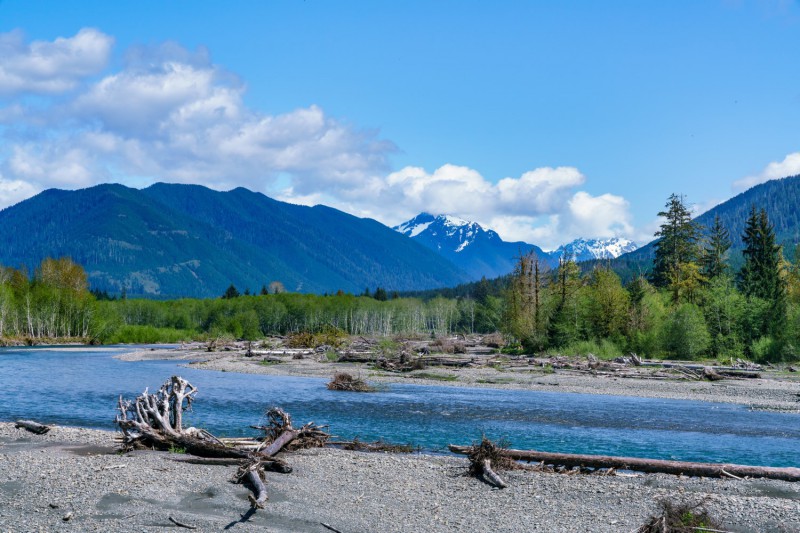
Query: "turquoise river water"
0 346 798 467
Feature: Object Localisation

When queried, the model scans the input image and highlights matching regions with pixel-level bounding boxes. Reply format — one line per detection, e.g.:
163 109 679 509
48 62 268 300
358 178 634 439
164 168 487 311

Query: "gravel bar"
1 423 798 532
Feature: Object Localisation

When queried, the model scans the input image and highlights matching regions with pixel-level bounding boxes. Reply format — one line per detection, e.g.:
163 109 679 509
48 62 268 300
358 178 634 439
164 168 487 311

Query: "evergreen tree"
651 194 702 287
701 214 731 280
260 285 269 296
222 284 240 299
738 206 786 339
374 287 388 301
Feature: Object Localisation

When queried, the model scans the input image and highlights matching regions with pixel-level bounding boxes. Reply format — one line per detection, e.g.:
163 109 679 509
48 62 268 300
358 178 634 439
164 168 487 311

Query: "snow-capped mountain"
393 213 554 279
395 213 638 279
394 213 499 253
552 237 638 262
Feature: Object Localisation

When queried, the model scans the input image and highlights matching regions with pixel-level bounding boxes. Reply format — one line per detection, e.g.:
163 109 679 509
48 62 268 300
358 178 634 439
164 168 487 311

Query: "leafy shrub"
660 303 711 360
557 339 623 360
105 325 196 344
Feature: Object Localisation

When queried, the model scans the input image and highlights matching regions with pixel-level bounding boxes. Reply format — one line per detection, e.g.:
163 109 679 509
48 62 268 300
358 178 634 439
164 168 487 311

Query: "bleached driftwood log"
115 375 330 509
14 419 52 434
449 445 800 482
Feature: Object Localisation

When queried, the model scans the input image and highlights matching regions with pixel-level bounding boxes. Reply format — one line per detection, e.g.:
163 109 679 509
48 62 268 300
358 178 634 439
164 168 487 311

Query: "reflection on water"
1 346 798 466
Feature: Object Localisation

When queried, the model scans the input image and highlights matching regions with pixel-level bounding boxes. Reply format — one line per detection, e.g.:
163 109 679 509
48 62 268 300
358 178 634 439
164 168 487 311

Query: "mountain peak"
553 237 638 261
394 213 491 251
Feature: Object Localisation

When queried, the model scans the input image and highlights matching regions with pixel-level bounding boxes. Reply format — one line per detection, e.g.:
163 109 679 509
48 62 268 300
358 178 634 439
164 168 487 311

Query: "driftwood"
464 438 522 488
448 445 800 482
115 376 329 511
14 419 52 434
327 372 375 392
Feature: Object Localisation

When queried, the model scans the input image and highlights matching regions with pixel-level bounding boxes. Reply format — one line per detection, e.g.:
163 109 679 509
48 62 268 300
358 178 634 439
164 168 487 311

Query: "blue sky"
1 1 799 249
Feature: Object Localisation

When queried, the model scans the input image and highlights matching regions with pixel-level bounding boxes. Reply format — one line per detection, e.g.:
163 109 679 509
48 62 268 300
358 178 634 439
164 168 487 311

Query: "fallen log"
237 462 268 509
448 445 800 482
14 419 52 434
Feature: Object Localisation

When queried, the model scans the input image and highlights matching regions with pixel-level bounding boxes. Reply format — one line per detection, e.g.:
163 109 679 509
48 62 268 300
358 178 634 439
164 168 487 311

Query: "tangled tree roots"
637 499 723 533
251 407 331 453
115 376 331 510
326 372 376 392
466 438 521 488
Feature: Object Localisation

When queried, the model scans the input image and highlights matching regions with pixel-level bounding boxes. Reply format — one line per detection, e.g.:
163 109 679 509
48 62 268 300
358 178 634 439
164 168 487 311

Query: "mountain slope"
394 213 554 279
0 184 470 297
608 174 800 279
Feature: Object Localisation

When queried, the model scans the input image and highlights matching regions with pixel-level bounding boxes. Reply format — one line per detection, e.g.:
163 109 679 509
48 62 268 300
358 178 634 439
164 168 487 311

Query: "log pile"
115 375 330 509
326 372 376 392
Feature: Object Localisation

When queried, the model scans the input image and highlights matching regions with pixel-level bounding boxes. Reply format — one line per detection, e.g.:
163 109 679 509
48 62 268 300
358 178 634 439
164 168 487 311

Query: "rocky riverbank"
1 423 798 532
118 344 800 412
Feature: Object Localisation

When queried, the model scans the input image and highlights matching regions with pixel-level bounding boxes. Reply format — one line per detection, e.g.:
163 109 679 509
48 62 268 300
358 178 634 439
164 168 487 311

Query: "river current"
1 346 798 467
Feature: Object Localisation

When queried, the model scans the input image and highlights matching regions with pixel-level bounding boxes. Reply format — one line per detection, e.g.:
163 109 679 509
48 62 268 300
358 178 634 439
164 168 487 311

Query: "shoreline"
117 345 800 413
2 422 799 532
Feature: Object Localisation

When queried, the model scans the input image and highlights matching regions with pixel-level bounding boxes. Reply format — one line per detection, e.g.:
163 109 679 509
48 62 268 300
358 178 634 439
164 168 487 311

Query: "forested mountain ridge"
0 183 470 297
600 174 800 280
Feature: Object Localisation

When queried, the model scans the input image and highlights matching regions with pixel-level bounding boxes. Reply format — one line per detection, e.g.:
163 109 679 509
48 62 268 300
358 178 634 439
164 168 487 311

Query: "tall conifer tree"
738 206 786 338
701 214 732 280
651 194 701 287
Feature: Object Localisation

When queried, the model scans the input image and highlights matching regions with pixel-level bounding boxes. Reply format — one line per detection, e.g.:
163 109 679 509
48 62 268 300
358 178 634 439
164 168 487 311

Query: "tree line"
503 194 799 362
0 193 797 362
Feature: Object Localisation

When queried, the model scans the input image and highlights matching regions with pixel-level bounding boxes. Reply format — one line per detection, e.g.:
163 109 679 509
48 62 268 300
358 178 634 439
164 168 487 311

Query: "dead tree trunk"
14 420 52 434
449 445 800 482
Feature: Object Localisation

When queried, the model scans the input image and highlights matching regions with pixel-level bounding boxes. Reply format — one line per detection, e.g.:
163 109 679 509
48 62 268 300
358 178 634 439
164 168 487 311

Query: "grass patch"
476 377 515 384
105 325 197 344
410 372 458 382
556 339 623 360
168 444 187 454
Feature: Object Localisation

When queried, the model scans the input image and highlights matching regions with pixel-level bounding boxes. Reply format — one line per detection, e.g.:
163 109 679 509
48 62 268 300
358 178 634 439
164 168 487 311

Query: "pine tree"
651 194 702 287
701 214 731 280
739 207 783 298
738 206 786 339
222 284 240 299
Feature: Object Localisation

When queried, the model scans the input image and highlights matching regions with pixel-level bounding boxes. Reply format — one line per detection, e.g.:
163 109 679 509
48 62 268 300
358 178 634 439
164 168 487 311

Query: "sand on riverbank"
118 345 800 412
1 423 798 532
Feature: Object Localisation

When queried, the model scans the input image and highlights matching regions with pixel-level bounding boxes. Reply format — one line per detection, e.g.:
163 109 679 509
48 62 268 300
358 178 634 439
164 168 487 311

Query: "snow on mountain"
393 213 497 254
394 212 636 279
552 237 638 262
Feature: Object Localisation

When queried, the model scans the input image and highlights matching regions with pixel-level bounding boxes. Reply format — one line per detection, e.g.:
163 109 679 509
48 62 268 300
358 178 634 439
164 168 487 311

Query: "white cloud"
0 175 39 210
0 34 394 207
0 28 113 96
280 162 635 250
0 29 635 250
733 152 800 191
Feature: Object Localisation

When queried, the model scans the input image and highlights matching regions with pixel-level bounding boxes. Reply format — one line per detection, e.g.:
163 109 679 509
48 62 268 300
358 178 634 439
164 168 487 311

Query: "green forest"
1 195 798 363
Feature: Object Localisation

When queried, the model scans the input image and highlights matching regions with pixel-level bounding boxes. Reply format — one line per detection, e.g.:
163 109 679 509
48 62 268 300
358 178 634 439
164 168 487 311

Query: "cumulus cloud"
733 152 800 191
279 163 635 250
0 28 113 96
0 32 394 206
0 29 634 250
0 175 39 210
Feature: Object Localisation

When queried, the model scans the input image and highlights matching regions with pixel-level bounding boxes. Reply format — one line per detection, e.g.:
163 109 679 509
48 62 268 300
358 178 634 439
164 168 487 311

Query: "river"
1 346 798 467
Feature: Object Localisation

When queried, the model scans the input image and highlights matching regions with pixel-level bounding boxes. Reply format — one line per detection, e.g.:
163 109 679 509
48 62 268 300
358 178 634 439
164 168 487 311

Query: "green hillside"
0 183 470 297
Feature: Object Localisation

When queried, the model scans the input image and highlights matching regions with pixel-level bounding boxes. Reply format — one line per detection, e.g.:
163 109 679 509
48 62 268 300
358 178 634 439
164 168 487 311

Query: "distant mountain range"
0 184 470 298
3 174 795 298
393 213 637 278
